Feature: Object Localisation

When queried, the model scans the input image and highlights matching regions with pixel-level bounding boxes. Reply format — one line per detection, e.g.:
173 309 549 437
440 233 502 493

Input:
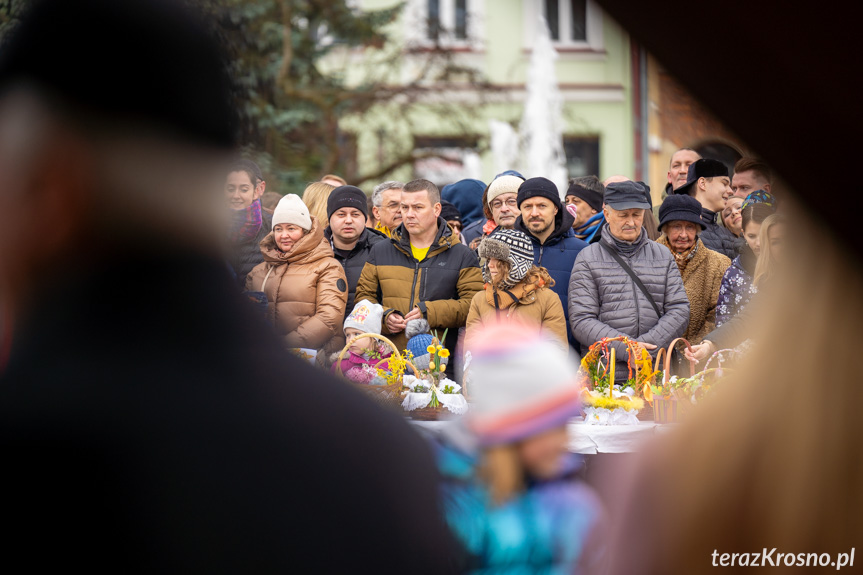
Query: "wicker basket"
651 338 696 424
581 336 655 420
335 333 419 410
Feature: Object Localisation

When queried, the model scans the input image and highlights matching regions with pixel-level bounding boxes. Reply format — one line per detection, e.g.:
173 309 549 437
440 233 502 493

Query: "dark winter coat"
324 226 387 318
699 207 739 260
462 217 486 247
516 208 588 351
228 210 271 288
568 224 690 380
355 217 483 352
0 247 461 572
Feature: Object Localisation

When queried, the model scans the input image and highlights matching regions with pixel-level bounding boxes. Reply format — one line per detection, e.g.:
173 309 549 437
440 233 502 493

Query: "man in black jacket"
673 158 739 259
0 1 460 572
323 185 387 318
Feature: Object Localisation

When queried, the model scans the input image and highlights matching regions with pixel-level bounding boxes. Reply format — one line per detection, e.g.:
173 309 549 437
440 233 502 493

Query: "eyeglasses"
490 198 518 210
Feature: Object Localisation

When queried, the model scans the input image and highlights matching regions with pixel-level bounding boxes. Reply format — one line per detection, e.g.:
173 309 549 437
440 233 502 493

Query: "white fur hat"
272 193 312 231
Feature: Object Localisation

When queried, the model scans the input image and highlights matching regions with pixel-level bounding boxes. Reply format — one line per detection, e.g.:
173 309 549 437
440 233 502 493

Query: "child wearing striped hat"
465 228 568 353
432 320 604 573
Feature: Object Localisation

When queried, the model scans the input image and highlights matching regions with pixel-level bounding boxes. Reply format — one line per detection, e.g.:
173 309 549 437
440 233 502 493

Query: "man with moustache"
515 177 588 352
569 181 689 380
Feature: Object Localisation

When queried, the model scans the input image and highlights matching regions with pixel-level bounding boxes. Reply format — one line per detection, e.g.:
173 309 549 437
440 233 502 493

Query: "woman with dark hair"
465 228 567 352
714 201 775 326
225 159 272 287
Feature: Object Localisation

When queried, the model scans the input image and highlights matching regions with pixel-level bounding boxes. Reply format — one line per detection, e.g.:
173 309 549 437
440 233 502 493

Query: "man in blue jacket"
514 177 588 353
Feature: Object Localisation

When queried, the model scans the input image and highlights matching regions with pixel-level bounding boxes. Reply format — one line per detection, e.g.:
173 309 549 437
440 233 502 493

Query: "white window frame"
523 0 603 52
404 0 484 50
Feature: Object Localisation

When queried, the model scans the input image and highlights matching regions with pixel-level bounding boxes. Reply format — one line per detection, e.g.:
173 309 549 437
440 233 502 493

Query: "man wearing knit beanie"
565 176 605 244
462 171 526 248
324 186 386 319
514 177 588 354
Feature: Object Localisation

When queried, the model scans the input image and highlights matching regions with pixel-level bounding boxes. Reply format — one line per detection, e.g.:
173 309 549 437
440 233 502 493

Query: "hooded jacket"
699 207 739 259
355 217 483 352
568 224 690 380
245 217 347 349
324 226 387 319
657 235 731 343
465 267 568 353
515 207 588 351
441 179 486 227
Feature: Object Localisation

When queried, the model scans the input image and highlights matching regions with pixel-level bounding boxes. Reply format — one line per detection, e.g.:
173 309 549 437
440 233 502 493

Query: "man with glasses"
371 180 404 238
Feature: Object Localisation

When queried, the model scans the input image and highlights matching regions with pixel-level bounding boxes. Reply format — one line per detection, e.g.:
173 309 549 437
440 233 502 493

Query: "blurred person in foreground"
465 229 567 353
601 207 863 574
0 0 460 571
431 320 605 574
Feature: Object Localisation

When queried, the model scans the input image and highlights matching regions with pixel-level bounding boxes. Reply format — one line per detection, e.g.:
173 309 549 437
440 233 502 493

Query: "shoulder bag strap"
600 243 662 318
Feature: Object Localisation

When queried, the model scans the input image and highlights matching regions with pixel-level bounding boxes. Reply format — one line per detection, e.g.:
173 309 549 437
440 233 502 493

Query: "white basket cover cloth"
402 375 469 415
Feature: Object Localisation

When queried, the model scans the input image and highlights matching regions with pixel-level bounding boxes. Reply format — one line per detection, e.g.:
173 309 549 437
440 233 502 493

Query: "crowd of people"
227 149 782 380
6 0 845 573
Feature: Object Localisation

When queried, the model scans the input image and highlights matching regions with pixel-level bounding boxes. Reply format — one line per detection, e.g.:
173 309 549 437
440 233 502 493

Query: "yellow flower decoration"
429 361 436 370
427 345 435 354
440 349 450 358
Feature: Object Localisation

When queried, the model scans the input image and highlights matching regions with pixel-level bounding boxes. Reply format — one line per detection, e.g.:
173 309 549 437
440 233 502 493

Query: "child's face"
517 425 569 480
345 328 374 356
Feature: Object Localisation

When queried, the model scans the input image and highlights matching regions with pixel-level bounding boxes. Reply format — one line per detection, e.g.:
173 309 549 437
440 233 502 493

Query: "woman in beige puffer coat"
245 194 347 349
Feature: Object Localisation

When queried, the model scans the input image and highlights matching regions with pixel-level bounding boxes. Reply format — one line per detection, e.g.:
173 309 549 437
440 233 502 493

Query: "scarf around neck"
670 239 698 275
574 212 604 242
228 198 263 244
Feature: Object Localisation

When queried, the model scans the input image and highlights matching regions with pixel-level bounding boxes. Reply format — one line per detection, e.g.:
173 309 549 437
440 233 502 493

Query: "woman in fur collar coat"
465 228 568 353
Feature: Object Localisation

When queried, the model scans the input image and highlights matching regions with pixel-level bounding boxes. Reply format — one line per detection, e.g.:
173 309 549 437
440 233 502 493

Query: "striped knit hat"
466 320 582 446
478 228 535 289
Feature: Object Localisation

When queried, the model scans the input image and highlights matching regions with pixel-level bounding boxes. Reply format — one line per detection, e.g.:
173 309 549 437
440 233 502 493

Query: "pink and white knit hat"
466 320 582 445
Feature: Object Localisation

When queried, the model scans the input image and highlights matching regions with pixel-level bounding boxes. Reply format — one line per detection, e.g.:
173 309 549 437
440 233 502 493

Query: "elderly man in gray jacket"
568 181 689 380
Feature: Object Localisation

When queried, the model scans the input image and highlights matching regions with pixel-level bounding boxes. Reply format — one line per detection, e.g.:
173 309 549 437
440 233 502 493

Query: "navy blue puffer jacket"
515 208 588 352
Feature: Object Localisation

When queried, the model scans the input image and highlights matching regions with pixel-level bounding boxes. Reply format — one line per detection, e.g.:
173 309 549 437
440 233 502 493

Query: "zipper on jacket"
408 260 420 311
538 245 544 266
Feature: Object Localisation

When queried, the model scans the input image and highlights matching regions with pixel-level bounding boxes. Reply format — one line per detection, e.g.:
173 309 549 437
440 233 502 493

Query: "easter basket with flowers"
400 326 468 421
334 333 419 410
647 337 736 423
578 336 659 424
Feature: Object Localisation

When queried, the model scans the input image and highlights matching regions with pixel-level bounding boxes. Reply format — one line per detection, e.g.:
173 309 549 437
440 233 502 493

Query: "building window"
563 137 600 179
411 0 481 47
544 0 586 42
524 0 603 51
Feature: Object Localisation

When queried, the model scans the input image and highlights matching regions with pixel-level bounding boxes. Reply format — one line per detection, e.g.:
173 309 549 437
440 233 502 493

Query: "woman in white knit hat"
245 194 347 350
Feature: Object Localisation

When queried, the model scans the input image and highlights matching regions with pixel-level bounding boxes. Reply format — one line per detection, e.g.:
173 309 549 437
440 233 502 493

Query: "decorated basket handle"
664 337 695 384
336 332 420 379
